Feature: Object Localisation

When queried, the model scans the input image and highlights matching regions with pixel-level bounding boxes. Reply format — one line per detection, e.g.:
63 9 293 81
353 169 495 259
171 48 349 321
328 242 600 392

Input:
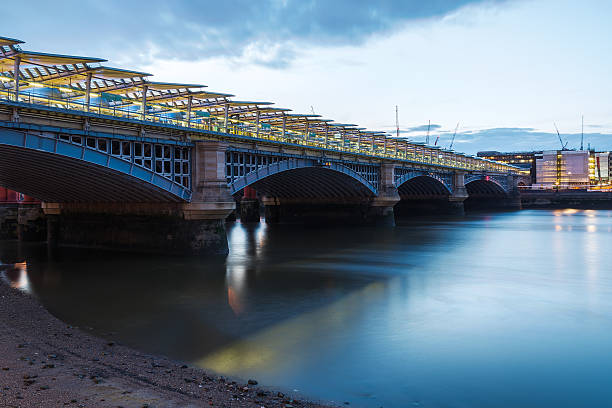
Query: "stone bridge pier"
41 141 235 255
0 189 46 241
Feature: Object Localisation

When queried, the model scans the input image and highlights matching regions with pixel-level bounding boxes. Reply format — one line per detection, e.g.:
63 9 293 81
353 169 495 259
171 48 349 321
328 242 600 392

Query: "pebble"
248 379 258 385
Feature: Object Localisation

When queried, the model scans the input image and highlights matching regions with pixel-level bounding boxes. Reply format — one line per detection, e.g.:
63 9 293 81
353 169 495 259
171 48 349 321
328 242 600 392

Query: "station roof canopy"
0 34 495 162
143 81 205 91
147 90 235 104
329 123 358 127
90 66 152 80
15 50 106 66
226 100 274 107
0 36 24 46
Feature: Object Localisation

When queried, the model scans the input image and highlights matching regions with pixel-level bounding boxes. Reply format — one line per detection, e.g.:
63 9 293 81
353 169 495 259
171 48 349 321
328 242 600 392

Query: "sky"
4 0 612 154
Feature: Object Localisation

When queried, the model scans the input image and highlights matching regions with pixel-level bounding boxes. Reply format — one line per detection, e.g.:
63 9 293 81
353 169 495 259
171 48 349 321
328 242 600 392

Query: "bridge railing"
0 89 518 174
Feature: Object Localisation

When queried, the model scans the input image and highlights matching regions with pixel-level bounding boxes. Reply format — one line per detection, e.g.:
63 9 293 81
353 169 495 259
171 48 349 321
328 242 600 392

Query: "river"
1 209 612 407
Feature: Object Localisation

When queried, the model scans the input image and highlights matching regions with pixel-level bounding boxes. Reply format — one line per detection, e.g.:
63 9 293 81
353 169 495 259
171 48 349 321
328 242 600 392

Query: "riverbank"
521 189 612 209
0 277 332 408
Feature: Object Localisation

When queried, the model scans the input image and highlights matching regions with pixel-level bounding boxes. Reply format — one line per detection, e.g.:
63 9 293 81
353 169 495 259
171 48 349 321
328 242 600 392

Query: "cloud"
4 0 508 67
450 127 612 154
405 123 443 133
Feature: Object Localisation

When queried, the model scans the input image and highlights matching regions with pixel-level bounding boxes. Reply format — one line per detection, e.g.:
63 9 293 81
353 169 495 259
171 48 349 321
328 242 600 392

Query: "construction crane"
580 115 584 150
449 122 460 150
395 106 400 139
554 123 569 150
426 120 431 145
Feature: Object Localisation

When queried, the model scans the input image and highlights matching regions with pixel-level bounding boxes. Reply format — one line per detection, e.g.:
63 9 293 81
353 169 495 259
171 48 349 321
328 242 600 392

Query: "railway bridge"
0 35 524 255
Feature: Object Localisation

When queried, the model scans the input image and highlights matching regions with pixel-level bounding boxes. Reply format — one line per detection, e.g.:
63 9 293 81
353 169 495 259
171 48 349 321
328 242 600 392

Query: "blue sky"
4 0 612 154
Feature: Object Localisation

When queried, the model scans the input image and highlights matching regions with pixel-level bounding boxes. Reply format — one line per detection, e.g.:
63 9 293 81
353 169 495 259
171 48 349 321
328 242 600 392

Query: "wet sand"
0 278 333 408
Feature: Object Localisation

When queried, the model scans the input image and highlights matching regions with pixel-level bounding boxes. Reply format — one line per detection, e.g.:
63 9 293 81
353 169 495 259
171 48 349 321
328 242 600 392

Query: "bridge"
0 35 524 255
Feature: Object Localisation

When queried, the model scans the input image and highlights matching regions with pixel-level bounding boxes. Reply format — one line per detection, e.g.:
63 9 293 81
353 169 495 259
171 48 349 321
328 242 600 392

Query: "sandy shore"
0 278 333 408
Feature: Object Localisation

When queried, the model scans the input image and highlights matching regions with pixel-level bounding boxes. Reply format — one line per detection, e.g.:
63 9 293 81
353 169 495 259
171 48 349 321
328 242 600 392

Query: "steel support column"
12 56 21 102
85 72 92 112
141 85 148 121
324 125 329 148
187 95 193 127
223 103 229 133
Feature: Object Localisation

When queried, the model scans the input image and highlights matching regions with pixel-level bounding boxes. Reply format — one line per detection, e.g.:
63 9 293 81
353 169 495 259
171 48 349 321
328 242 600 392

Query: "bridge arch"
395 174 452 198
463 177 514 212
228 159 378 199
393 174 455 217
0 129 192 202
464 178 509 198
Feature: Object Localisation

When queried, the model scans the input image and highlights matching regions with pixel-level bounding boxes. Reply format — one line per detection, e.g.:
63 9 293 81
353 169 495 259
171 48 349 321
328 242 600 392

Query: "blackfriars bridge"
0 35 526 254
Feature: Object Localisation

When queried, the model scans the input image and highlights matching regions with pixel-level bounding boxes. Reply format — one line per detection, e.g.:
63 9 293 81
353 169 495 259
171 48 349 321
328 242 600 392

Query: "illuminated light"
587 225 597 233
28 82 46 88
555 225 562 231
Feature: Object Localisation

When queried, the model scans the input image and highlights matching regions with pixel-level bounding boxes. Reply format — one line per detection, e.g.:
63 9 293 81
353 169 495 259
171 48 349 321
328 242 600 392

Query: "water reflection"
0 261 30 292
2 210 612 408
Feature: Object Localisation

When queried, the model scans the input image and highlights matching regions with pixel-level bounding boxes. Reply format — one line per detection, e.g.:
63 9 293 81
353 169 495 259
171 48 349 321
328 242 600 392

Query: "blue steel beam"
0 128 191 202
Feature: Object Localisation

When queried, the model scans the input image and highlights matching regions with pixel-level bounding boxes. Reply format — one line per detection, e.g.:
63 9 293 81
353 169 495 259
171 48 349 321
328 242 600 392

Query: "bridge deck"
0 35 519 175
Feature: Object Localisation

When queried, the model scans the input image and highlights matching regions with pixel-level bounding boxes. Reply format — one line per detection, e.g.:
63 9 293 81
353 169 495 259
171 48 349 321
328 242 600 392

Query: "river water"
2 209 612 408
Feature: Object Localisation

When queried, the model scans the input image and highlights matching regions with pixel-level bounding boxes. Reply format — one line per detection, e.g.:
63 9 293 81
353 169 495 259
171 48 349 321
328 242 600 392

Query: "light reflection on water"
2 209 612 408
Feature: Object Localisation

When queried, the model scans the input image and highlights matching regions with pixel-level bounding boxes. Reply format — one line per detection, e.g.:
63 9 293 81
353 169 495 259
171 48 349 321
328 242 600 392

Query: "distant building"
478 150 612 188
477 151 539 184
534 150 592 187
594 152 611 183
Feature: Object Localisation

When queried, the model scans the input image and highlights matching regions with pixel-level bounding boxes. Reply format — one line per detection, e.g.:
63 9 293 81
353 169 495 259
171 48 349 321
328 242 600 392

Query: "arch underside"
241 167 376 200
0 144 187 202
465 179 508 198
397 175 450 200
